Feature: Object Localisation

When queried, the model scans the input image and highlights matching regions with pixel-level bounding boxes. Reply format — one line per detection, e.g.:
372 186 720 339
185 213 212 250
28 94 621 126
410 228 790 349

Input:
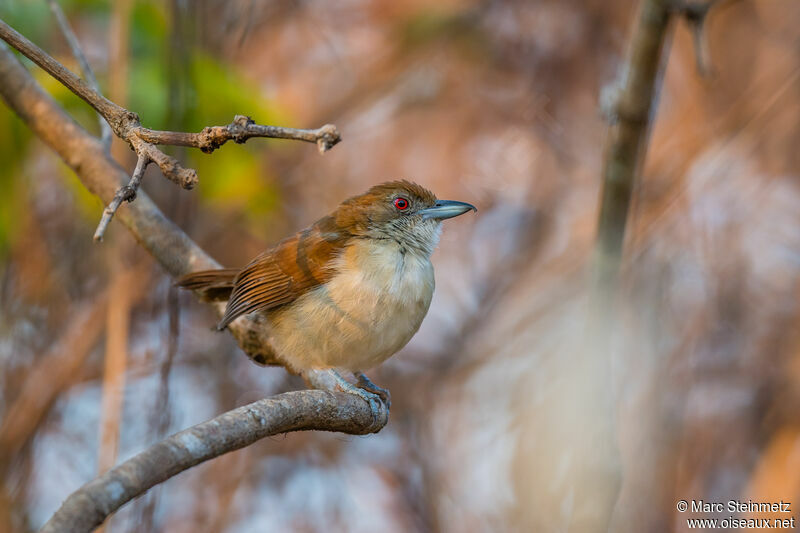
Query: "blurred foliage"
0 107 28 260
0 1 52 45
187 53 284 218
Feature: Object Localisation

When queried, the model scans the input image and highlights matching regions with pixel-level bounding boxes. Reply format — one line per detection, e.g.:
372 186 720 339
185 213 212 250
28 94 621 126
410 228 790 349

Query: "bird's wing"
217 215 348 329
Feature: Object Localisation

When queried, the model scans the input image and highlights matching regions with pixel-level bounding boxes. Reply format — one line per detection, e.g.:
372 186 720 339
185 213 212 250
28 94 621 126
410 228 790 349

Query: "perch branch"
0 18 340 238
40 391 382 533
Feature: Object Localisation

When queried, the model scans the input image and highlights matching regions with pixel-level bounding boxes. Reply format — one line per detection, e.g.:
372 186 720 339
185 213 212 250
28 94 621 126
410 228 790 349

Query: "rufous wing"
217 215 348 330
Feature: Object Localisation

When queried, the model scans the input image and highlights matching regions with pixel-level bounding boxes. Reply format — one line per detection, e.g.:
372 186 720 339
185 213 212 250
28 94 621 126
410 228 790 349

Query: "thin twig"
94 154 149 241
46 0 112 149
0 18 340 238
137 115 342 154
671 0 726 77
595 0 737 284
672 0 740 77
39 390 384 533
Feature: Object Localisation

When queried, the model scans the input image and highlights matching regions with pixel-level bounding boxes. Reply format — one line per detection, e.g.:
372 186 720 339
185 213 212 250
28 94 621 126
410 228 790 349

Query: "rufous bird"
177 181 475 424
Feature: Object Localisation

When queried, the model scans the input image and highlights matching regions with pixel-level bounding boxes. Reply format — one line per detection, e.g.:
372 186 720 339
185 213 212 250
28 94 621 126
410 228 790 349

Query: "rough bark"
40 391 381 533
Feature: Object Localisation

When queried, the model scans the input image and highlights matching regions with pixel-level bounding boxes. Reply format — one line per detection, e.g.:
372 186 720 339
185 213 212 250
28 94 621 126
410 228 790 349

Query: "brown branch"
137 115 342 155
592 0 673 291
594 0 735 286
0 18 340 239
94 154 149 241
39 390 382 533
46 0 112 148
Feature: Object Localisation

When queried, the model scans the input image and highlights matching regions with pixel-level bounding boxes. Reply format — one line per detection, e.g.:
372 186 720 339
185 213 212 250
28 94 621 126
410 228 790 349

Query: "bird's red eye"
393 197 409 210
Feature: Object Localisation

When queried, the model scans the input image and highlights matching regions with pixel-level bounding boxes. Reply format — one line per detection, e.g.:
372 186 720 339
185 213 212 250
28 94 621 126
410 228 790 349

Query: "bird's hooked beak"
419 200 477 220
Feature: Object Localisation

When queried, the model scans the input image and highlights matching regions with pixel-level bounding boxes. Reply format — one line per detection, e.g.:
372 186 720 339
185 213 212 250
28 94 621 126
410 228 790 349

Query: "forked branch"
93 154 149 241
0 18 341 241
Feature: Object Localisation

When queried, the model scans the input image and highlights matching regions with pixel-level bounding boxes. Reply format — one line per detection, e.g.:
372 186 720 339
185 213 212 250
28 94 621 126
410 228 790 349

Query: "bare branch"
46 0 112 148
94 154 150 242
137 115 342 154
593 0 672 291
0 18 340 238
128 135 197 188
39 390 383 533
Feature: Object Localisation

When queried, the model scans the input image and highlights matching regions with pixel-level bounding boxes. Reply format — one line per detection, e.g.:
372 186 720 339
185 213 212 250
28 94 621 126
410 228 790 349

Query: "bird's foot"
302 369 389 433
354 371 391 409
331 371 388 432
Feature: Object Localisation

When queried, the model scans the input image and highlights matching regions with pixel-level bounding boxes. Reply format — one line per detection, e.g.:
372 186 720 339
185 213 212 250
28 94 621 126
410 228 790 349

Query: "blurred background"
1 0 799 531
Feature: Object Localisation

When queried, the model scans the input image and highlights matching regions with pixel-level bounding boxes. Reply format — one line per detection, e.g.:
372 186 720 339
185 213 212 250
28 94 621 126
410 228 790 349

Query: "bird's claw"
331 371 389 432
301 369 390 432
355 371 391 409
359 390 387 433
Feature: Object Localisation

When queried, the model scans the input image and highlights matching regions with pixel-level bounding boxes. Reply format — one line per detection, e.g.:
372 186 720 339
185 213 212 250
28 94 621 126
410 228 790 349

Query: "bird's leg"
301 368 389 432
329 371 389 429
354 371 391 409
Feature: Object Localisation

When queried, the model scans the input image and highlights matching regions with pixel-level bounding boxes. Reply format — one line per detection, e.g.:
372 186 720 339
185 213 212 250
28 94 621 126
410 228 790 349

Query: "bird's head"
332 180 476 257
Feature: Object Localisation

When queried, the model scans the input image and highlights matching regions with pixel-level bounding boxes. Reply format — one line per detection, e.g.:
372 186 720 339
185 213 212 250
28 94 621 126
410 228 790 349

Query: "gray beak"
420 199 477 220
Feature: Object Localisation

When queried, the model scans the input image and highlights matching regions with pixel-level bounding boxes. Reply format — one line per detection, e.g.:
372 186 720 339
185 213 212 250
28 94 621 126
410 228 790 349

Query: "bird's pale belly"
263 242 435 372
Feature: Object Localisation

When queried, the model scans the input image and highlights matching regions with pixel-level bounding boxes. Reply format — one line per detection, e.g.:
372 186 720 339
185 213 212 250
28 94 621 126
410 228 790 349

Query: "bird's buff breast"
265 239 435 372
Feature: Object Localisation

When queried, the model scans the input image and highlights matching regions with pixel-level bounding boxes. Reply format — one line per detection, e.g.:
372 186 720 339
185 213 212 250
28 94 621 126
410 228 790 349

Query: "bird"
177 180 475 424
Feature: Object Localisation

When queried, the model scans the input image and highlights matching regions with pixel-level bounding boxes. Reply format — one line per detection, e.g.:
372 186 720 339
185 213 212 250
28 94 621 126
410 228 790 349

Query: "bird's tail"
176 268 239 301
